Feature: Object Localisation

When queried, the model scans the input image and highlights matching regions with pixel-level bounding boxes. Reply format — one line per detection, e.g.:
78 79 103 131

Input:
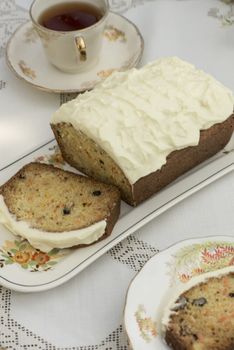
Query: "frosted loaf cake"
51 57 234 206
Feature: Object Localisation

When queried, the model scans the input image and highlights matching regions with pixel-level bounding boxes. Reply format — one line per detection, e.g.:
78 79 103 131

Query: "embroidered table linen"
0 1 234 349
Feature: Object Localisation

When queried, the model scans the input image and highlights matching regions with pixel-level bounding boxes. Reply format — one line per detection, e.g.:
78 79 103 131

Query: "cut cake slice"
0 162 120 252
164 271 234 350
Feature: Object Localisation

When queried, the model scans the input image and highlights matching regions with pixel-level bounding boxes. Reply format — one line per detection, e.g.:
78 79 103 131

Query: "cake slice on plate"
163 267 234 350
0 162 120 252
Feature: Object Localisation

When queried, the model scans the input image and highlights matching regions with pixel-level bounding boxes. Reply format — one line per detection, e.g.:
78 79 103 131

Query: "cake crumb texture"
52 114 234 206
0 162 120 233
165 273 234 350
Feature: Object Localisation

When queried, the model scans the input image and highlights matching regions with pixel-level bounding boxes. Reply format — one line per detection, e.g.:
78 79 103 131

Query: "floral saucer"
124 235 234 350
6 12 144 93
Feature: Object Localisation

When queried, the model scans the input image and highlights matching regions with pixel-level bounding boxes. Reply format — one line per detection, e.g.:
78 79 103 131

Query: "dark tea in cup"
30 0 109 72
39 2 103 31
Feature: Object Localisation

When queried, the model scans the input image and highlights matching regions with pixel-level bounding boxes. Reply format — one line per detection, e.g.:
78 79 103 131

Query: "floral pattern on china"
0 146 68 272
0 238 68 272
168 241 234 286
133 240 234 343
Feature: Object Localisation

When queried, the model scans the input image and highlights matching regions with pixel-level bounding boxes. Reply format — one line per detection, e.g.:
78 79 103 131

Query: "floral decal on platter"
168 241 234 284
0 239 67 272
134 304 157 342
34 145 66 168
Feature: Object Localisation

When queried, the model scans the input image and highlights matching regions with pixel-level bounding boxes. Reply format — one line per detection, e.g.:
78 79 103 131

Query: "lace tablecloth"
0 1 233 349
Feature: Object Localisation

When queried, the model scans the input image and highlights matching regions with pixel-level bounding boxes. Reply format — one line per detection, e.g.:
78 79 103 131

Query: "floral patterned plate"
124 235 234 350
6 12 143 93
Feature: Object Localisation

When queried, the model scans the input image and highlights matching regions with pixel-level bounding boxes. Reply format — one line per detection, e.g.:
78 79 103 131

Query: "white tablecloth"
0 1 233 349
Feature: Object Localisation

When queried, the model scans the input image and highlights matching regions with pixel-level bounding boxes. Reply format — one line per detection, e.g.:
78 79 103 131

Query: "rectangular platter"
0 135 233 292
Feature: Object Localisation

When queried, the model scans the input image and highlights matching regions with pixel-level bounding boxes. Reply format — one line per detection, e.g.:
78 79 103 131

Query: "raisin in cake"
51 57 234 206
163 267 234 350
0 163 120 252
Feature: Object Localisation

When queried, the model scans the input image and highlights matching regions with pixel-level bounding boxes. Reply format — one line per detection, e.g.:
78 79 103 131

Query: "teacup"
30 0 109 73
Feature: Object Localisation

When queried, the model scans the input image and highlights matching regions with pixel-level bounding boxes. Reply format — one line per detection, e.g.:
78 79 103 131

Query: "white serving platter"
0 135 233 292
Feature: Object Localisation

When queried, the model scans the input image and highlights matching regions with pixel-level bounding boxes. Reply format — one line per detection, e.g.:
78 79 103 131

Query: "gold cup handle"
75 36 87 61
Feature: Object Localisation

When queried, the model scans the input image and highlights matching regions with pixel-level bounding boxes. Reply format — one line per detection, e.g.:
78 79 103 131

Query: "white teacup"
30 0 109 73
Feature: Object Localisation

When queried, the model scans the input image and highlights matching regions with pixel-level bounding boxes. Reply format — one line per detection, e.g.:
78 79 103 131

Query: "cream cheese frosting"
52 57 234 184
161 265 234 332
0 196 106 252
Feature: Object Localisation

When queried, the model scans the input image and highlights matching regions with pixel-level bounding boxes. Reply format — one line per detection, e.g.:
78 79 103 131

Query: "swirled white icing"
0 196 106 252
52 57 234 184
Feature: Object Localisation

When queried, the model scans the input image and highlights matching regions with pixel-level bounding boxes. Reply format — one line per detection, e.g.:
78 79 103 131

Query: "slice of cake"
51 57 234 206
0 163 120 252
163 267 234 350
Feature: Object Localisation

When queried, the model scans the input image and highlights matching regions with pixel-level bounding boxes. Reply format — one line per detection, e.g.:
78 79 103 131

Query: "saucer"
6 13 144 93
